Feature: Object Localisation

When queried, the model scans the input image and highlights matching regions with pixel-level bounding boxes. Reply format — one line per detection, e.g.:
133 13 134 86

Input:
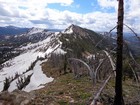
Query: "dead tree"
103 50 116 71
94 59 104 83
124 24 140 41
95 25 117 48
90 74 112 105
68 58 96 84
113 0 124 105
129 63 139 87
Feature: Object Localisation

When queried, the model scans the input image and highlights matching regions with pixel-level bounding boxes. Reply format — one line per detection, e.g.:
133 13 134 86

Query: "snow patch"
87 54 95 60
23 61 53 92
63 26 73 34
28 27 44 35
53 48 67 55
0 32 62 92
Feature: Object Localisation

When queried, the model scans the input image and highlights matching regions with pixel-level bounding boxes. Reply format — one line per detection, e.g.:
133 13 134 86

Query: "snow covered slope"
0 24 106 92
27 27 45 35
0 32 66 92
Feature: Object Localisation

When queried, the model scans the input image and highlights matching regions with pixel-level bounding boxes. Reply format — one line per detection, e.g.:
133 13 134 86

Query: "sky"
0 0 140 32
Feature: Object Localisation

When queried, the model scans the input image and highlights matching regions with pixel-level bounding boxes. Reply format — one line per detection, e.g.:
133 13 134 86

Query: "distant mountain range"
1 25 139 38
0 26 29 35
0 25 139 58
99 31 140 56
0 26 62 36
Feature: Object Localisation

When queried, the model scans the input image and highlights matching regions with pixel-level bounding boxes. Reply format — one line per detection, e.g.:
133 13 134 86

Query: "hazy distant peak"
27 27 44 35
5 25 19 29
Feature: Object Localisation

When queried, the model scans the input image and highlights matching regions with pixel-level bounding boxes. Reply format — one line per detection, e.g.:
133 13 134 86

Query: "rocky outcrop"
0 90 35 105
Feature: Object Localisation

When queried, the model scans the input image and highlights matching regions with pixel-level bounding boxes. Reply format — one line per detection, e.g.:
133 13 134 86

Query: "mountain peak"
63 24 83 34
63 24 91 38
67 24 81 30
27 27 44 35
63 24 74 34
69 24 76 28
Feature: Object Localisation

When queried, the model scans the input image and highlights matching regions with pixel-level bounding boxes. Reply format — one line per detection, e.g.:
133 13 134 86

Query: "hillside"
0 24 140 105
0 24 107 92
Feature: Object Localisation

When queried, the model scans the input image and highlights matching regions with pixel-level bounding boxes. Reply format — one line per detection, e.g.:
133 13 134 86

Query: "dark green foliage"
63 55 67 74
25 59 38 73
28 61 37 70
3 77 11 91
59 29 113 59
123 60 133 79
16 73 33 90
49 53 71 75
60 33 94 58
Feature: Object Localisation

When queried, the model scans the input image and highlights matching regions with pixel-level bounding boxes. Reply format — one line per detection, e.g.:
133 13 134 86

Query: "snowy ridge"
63 24 74 34
27 27 44 35
0 32 66 92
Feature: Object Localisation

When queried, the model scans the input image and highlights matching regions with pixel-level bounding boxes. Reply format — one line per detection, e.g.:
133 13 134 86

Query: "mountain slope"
0 31 66 92
60 24 112 58
0 28 54 64
0 25 140 105
0 24 111 92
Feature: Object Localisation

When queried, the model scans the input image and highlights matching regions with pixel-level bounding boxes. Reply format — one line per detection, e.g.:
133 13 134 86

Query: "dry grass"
28 60 140 105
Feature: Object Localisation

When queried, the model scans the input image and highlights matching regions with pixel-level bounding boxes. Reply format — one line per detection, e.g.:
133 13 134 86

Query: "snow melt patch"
0 51 38 92
0 32 63 92
23 61 53 92
53 48 67 55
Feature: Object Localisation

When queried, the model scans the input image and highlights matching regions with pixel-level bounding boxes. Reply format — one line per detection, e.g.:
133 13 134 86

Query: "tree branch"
68 58 96 84
90 74 112 105
124 24 140 41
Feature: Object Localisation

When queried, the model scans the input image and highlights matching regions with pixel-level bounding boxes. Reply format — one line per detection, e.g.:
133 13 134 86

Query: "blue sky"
0 0 140 32
47 0 99 14
47 0 115 14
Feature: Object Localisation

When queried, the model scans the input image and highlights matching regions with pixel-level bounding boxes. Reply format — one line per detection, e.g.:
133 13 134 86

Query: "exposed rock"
0 90 35 105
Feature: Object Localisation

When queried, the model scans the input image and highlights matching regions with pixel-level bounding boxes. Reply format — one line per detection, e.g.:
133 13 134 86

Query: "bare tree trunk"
129 63 139 87
95 59 104 83
103 50 116 71
68 58 95 84
90 75 112 105
113 0 124 105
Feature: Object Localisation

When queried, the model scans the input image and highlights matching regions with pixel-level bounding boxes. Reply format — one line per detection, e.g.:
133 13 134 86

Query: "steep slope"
30 25 139 105
0 28 54 64
60 24 112 58
0 31 65 92
0 24 111 92
0 24 139 105
13 27 51 44
26 27 44 35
